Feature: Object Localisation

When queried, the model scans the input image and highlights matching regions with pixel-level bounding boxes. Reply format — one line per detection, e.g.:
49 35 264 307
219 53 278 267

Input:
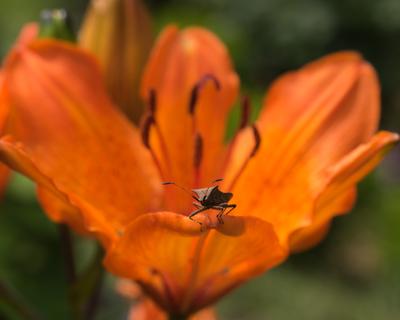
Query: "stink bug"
162 179 237 227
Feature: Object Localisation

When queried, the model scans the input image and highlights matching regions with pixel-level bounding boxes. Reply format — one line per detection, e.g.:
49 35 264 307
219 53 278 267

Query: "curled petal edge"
0 135 118 247
289 131 399 251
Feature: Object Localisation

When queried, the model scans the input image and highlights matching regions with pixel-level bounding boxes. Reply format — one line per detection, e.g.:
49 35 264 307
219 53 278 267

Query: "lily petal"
105 211 286 316
290 131 399 251
141 26 239 213
0 40 161 244
128 297 216 320
226 52 389 246
15 22 39 47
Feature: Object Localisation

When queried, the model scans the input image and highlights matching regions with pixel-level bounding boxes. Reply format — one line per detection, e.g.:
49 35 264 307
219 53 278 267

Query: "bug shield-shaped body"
190 186 236 226
193 186 232 206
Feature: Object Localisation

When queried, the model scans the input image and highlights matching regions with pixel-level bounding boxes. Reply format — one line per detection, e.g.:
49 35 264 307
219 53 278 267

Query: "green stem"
58 225 77 284
83 251 104 320
58 224 80 319
59 226 104 320
0 279 41 320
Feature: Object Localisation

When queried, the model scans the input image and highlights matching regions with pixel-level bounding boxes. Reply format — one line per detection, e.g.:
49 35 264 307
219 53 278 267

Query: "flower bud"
79 0 153 123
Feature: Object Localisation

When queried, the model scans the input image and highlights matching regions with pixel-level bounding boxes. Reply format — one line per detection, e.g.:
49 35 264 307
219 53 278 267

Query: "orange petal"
0 40 161 244
225 52 386 246
15 22 39 47
289 188 356 252
79 0 153 122
141 26 239 213
118 279 217 320
104 211 286 316
128 297 216 320
289 131 399 251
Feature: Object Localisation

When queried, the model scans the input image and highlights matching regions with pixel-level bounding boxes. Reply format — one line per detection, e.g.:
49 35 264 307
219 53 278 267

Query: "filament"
187 74 220 187
223 95 253 171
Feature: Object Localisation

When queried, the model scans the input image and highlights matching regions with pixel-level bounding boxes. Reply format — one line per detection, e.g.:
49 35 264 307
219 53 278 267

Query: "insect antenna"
162 182 193 197
212 178 223 184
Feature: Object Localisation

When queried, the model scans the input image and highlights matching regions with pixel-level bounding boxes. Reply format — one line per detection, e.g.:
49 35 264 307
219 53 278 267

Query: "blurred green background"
1 0 400 319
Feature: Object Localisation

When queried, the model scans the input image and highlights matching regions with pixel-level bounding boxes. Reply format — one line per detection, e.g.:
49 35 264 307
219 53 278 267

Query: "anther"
250 124 261 157
188 74 221 115
141 115 154 149
239 96 251 130
194 133 203 169
148 89 157 114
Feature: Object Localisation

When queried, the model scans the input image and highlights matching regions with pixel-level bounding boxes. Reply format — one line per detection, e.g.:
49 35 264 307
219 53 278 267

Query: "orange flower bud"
79 0 153 123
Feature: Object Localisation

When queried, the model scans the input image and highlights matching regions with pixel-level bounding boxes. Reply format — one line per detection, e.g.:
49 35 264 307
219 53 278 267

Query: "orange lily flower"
0 24 397 318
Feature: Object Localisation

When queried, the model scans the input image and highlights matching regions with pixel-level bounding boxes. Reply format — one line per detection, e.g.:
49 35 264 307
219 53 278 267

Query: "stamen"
188 74 221 115
194 133 203 169
222 95 252 171
249 124 261 157
141 114 164 180
239 95 251 130
143 89 173 179
187 75 220 186
148 88 157 114
141 114 154 149
228 124 262 189
194 133 203 186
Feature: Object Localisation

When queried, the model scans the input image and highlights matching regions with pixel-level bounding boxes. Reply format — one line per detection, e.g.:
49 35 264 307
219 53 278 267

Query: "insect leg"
210 205 226 224
192 202 202 209
222 204 237 216
188 207 209 231
217 208 226 224
215 204 236 224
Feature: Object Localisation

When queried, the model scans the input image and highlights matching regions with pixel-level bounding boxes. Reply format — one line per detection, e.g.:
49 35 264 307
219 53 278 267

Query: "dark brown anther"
188 88 199 115
194 133 203 168
188 74 221 115
141 115 155 149
250 125 261 157
148 89 157 115
239 96 251 130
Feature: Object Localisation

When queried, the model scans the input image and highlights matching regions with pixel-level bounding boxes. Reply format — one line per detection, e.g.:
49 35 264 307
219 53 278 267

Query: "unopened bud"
79 0 153 123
